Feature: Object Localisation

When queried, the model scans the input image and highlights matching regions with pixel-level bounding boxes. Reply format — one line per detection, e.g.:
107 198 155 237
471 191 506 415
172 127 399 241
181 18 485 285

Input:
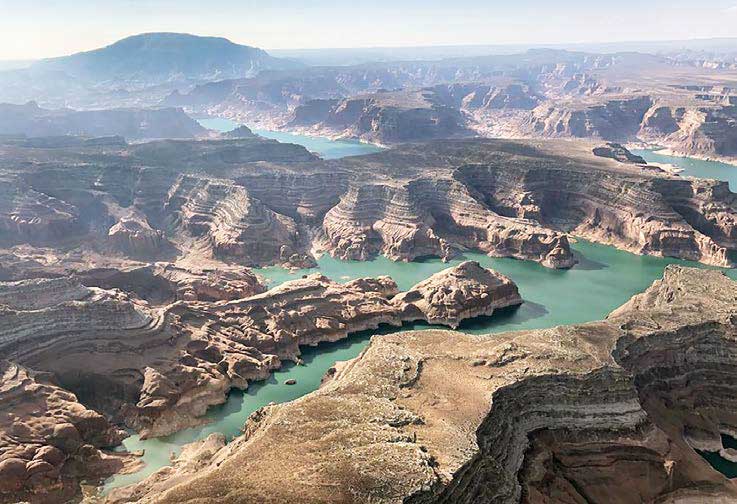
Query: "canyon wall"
122 266 737 504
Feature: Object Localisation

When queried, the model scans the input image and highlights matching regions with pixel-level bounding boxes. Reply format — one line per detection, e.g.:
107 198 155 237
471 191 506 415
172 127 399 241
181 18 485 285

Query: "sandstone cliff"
1 137 735 273
0 360 128 504
119 266 737 504
0 262 521 502
287 88 473 144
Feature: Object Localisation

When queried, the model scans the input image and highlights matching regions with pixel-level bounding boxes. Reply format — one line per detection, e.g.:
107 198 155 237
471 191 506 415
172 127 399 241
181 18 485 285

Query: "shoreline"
653 148 737 168
625 141 737 168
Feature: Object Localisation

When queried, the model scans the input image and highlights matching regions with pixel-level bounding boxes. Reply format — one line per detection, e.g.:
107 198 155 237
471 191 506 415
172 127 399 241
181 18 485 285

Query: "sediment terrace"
117 266 737 504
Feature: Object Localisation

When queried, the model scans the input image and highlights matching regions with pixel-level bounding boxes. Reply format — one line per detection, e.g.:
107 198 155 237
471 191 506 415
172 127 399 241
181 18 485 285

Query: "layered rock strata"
391 261 522 328
0 262 521 503
160 49 737 161
120 266 737 504
1 137 736 273
0 360 127 504
164 174 312 266
287 88 473 144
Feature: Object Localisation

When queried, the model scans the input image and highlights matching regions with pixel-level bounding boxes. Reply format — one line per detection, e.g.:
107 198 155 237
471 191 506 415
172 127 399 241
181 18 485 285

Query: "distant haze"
2 0 737 60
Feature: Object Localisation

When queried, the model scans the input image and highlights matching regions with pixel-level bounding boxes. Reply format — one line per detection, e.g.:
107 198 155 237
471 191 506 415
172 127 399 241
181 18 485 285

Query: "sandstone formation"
0 360 128 504
152 48 737 161
287 88 473 144
1 137 736 274
117 266 737 504
592 142 646 163
0 261 521 502
0 102 207 141
164 174 311 267
392 261 522 328
107 213 168 258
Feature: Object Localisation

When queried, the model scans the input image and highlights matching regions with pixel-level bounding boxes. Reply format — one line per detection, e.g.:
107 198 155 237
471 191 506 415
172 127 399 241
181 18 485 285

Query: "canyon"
0 257 520 502
1 135 736 274
108 266 737 503
1 32 737 504
158 48 737 162
0 133 736 501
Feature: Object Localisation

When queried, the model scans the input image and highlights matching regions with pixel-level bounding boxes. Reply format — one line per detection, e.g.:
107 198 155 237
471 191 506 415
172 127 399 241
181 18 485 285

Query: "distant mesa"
0 33 302 107
32 32 303 84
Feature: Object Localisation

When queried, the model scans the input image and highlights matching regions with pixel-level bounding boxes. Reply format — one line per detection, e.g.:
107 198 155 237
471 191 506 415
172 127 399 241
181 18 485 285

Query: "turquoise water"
196 117 383 159
105 240 714 491
256 240 711 333
632 148 737 192
104 142 737 490
105 334 374 490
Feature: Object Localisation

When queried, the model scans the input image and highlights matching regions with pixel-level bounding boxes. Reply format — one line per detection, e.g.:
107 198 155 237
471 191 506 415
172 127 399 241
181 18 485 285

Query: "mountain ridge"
33 32 302 83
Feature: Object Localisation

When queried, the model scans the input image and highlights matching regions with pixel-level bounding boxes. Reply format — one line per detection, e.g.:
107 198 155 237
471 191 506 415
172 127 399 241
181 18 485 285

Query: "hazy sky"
2 0 737 59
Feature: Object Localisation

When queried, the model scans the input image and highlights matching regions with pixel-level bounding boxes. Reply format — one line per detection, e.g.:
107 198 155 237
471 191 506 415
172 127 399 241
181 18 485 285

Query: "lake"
104 137 737 491
631 148 737 191
196 117 384 159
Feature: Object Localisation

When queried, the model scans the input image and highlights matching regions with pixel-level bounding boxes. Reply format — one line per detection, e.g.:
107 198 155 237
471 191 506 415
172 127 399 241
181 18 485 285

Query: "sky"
1 0 737 60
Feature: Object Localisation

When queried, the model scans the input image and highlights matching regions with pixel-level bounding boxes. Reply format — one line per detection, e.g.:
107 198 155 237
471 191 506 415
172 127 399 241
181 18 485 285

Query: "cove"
697 434 737 479
104 239 718 491
195 116 383 159
631 148 737 192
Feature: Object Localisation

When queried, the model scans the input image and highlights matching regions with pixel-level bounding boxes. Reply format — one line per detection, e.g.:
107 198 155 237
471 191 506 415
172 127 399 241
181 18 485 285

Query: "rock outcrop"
0 261 521 502
287 88 473 144
526 96 654 140
392 261 522 328
164 174 310 266
119 266 737 504
0 360 128 504
108 213 168 258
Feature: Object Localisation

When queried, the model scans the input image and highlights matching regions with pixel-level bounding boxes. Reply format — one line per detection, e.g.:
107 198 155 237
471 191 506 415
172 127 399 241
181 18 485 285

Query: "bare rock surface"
0 360 128 504
121 266 737 504
1 136 736 273
107 213 168 258
0 262 520 502
392 261 522 328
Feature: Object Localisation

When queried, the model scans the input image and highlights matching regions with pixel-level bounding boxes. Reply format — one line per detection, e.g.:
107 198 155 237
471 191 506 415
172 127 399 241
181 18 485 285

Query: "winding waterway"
631 148 737 191
105 133 737 491
197 117 384 158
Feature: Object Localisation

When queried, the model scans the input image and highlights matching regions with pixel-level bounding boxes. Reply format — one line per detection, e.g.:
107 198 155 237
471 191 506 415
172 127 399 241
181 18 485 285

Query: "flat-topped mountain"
0 33 302 108
34 33 301 84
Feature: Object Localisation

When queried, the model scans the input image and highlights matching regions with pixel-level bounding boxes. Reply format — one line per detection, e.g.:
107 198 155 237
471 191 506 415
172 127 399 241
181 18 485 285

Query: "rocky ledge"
2 137 736 273
0 263 519 502
116 266 737 503
392 260 521 328
0 360 129 504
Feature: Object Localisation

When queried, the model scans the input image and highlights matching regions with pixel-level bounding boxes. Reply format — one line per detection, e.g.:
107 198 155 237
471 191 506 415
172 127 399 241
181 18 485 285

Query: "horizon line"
3 33 737 63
